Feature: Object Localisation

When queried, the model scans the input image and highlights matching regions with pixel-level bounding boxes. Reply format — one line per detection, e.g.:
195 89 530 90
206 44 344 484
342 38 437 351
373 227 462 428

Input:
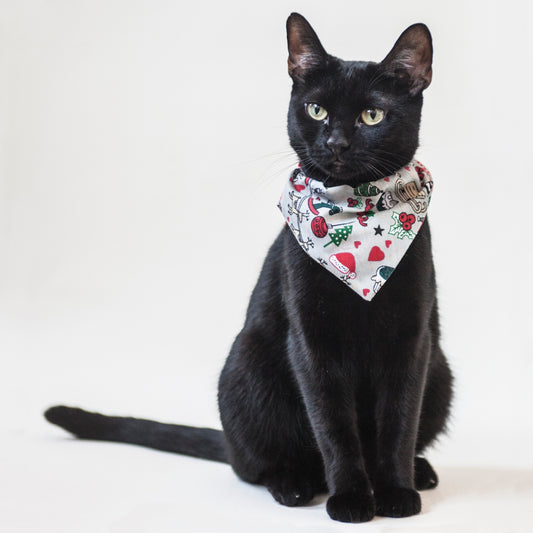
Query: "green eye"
306 103 328 121
361 108 385 125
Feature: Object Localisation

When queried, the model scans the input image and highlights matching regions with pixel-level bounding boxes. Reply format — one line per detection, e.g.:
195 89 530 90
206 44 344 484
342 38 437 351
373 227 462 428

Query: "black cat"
45 13 452 523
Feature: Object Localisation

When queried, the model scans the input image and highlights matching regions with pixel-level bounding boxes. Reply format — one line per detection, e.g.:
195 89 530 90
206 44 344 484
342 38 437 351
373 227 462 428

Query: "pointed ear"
286 13 328 82
380 24 433 95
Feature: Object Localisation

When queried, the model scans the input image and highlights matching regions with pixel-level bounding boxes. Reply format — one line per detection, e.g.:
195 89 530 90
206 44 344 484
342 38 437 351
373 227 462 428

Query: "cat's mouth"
300 149 380 186
316 156 393 186
321 158 360 182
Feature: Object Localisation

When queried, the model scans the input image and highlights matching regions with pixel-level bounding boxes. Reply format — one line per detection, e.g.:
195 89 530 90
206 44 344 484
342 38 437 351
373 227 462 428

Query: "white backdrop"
1 1 532 532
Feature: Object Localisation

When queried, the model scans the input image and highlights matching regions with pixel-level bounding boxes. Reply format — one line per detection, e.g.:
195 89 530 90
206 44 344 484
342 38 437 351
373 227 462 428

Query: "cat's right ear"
286 13 328 82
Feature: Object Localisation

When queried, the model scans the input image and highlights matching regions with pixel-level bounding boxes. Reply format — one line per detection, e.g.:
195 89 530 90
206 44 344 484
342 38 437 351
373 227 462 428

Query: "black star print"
374 225 384 236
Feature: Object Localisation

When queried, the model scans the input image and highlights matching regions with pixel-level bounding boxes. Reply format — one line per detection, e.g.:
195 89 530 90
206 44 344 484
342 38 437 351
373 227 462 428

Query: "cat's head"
286 13 433 187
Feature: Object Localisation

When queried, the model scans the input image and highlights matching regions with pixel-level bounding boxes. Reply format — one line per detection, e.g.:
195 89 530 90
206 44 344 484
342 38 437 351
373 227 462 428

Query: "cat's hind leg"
263 460 326 507
414 345 453 491
414 456 438 490
218 328 326 507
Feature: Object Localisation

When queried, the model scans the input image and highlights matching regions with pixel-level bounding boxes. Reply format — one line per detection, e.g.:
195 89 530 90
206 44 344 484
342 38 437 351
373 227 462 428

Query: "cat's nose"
326 130 350 157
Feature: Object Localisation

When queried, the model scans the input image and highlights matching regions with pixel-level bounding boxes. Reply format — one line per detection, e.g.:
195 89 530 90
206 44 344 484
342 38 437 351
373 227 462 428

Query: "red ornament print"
311 216 328 238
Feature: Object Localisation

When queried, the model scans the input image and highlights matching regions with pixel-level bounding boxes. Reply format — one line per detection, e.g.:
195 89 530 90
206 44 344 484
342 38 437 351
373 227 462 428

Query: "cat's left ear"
380 24 433 95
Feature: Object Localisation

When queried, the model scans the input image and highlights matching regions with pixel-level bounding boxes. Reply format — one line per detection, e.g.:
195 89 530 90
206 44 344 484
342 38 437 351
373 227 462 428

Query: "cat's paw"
265 475 315 507
375 487 421 518
326 491 376 523
415 456 439 490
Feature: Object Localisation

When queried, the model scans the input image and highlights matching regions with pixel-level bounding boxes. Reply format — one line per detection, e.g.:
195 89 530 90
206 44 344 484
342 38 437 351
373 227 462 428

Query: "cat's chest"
281 223 434 351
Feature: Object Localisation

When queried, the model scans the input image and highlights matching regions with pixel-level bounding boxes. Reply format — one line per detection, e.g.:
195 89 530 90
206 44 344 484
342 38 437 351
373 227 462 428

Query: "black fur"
45 13 452 523
44 406 228 462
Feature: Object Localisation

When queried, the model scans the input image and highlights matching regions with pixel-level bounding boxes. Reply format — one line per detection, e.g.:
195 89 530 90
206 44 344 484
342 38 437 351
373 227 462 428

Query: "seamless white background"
1 1 532 532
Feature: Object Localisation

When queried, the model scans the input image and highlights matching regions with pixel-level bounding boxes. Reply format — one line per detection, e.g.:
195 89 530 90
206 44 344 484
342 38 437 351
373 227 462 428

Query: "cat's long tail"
44 406 229 463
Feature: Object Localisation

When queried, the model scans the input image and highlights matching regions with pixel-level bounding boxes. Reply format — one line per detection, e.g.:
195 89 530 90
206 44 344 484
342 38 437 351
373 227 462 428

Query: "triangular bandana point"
279 160 433 301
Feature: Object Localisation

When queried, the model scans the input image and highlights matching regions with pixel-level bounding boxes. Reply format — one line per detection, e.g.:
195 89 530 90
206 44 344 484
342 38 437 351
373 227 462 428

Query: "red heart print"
385 240 392 248
368 246 385 261
384 177 390 182
294 185 305 192
363 288 370 297
354 241 361 249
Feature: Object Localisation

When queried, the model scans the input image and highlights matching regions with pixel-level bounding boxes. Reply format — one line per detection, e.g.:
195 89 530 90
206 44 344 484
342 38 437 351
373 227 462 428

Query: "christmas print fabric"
279 160 433 301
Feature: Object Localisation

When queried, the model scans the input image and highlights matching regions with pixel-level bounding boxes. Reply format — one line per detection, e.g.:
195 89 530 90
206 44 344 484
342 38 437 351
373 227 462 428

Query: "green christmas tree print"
324 225 353 247
353 183 382 197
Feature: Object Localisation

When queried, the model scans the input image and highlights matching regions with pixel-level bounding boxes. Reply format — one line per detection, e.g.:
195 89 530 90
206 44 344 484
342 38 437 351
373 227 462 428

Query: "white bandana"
279 160 433 301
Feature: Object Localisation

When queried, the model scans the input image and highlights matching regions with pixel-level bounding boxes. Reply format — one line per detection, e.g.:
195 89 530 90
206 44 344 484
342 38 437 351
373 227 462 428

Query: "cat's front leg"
287 333 376 523
373 334 431 518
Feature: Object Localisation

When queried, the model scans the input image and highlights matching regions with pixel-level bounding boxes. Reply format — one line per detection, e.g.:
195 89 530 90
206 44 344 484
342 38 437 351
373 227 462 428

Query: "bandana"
278 160 433 301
